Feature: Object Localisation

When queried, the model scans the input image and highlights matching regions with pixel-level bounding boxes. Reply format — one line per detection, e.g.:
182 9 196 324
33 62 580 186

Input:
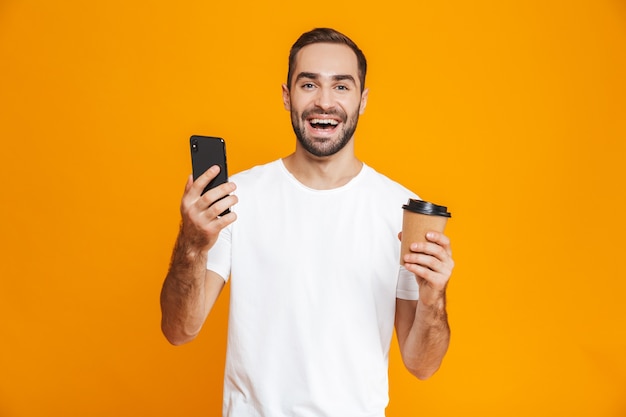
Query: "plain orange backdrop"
1 1 625 416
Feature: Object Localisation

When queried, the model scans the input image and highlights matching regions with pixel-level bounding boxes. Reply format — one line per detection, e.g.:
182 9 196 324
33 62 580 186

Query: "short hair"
287 28 367 92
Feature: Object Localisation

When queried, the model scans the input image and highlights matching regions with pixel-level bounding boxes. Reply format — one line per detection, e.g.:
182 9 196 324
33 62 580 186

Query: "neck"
282 143 363 190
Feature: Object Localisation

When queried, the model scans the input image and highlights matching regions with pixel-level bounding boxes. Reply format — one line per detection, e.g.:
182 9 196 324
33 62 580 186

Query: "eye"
301 83 315 90
336 85 349 91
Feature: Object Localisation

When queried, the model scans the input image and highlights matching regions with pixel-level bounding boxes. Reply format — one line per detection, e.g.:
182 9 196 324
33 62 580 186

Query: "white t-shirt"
207 160 419 417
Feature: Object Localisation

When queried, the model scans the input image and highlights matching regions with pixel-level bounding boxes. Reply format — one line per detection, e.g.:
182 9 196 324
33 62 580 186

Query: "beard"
290 105 360 158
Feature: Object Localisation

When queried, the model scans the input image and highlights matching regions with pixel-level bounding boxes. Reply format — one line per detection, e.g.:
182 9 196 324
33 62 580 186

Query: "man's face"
283 43 368 158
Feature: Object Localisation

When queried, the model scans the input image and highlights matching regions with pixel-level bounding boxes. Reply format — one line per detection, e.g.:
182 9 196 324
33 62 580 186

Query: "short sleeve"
206 224 232 282
396 265 419 300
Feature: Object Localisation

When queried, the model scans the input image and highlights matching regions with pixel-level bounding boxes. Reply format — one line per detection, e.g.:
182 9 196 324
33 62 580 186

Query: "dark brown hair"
287 28 367 92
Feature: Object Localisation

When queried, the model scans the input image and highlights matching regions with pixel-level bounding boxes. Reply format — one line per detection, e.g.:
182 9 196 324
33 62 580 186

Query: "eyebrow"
295 72 357 85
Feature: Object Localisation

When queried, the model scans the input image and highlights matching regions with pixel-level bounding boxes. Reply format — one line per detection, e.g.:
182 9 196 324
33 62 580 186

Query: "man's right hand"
160 166 237 345
179 165 238 253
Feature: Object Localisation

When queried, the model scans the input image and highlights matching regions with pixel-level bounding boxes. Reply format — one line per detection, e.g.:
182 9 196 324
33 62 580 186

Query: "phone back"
190 135 228 195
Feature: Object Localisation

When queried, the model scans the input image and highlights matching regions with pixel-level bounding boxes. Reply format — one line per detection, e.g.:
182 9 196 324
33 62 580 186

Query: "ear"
282 84 291 111
359 87 369 115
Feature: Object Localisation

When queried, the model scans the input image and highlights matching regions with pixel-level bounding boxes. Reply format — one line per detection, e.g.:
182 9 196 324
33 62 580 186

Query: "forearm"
401 296 450 380
397 230 454 379
160 171 236 345
160 232 212 345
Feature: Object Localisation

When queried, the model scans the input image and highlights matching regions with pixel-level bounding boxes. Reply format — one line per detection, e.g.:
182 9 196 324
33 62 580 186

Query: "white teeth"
310 118 338 125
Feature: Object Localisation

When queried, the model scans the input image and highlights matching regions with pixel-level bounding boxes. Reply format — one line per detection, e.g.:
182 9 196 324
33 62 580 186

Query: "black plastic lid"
402 199 452 218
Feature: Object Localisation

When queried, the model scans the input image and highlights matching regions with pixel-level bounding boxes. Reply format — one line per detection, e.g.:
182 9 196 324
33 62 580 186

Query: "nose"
314 86 334 111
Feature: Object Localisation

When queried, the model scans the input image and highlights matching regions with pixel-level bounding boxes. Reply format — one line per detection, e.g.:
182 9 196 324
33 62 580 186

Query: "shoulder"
361 164 418 200
230 159 282 186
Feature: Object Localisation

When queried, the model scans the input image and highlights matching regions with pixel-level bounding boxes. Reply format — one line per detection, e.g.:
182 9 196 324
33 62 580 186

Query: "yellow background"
1 1 625 416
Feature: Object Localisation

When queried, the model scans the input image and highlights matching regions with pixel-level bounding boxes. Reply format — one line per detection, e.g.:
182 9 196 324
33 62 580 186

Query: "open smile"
309 118 339 130
305 114 343 135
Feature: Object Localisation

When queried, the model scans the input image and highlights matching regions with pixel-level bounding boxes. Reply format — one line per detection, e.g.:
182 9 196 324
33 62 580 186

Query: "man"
161 27 454 417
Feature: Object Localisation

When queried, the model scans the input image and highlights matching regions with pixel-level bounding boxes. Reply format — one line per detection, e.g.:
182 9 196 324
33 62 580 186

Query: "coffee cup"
400 199 452 264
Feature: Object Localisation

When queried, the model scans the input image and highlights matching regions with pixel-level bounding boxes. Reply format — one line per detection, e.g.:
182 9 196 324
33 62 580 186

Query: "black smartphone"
190 135 230 215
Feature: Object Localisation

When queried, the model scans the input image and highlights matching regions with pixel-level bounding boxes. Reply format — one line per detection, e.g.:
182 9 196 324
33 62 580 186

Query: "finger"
206 209 238 231
190 165 221 196
409 241 447 261
198 182 237 211
426 231 452 256
184 174 194 193
180 174 201 216
404 263 447 287
404 252 441 272
425 231 450 246
203 194 238 219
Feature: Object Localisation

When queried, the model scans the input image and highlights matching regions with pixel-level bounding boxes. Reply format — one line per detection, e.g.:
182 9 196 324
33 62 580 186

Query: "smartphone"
190 135 230 215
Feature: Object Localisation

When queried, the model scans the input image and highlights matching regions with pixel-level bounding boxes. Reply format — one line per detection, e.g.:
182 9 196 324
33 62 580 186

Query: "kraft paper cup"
400 199 452 264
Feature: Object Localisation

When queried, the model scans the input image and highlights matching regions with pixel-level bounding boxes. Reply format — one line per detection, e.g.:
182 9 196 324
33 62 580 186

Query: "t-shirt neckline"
277 159 368 193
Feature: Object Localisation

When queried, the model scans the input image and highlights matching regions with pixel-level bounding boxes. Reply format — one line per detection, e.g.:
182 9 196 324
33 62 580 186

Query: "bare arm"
160 166 237 345
395 231 454 379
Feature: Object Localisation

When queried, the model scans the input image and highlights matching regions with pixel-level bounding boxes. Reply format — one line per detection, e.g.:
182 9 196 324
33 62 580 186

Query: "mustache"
301 107 346 121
